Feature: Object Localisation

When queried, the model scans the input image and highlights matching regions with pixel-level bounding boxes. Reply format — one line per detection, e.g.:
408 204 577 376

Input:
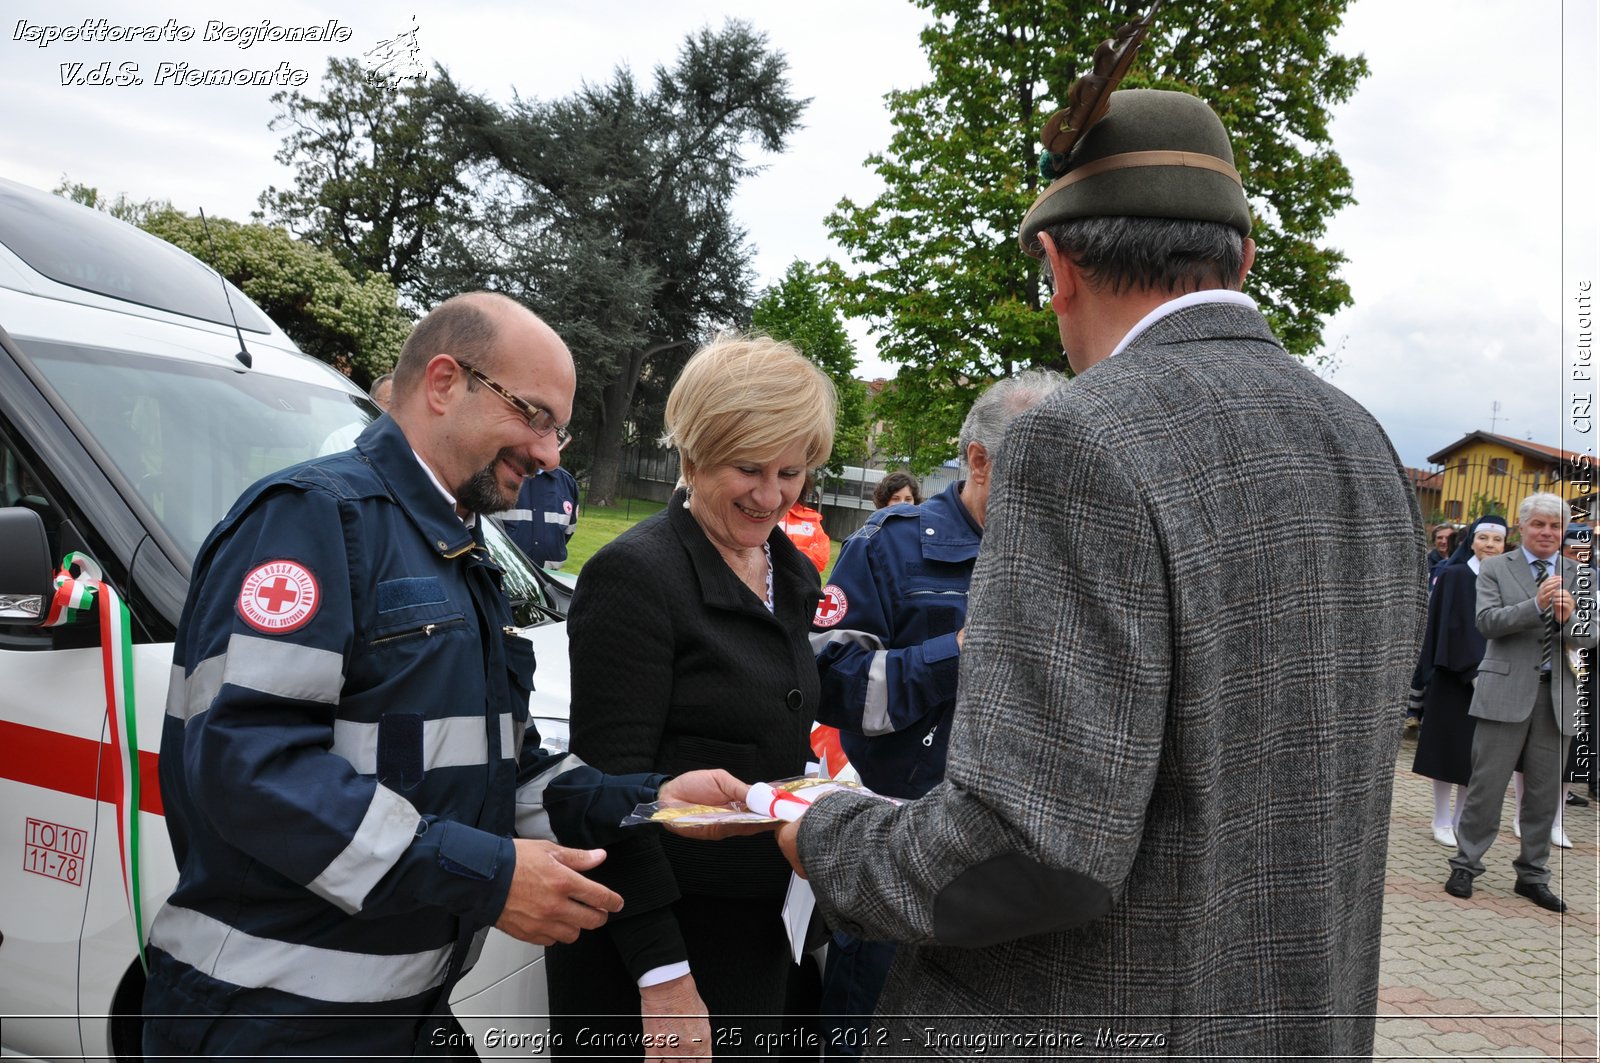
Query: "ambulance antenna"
198 207 252 369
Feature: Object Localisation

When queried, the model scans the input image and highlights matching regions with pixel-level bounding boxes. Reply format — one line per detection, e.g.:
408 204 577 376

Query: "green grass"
565 496 843 581
565 497 667 573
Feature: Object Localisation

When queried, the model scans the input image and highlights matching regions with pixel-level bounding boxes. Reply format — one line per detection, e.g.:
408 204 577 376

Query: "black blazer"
564 488 822 974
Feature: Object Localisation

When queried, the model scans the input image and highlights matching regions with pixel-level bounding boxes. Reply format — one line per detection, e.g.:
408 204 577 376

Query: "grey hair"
958 369 1068 471
1041 216 1244 295
1519 491 1567 524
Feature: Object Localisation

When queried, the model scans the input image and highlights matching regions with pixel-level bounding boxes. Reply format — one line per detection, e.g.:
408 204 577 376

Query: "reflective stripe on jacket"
147 416 655 1047
810 480 978 797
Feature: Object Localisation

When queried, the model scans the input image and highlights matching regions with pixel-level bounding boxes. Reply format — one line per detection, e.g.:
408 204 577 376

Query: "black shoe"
1513 881 1568 913
1566 792 1589 807
1444 868 1473 898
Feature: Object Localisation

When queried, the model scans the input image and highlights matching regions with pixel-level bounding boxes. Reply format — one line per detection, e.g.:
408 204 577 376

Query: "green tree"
141 210 413 386
1469 491 1507 520
437 21 806 503
750 261 870 474
53 179 169 225
826 0 1367 470
257 57 478 301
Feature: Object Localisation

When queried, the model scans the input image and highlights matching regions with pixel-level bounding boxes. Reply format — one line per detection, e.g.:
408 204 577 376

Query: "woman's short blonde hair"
665 333 836 478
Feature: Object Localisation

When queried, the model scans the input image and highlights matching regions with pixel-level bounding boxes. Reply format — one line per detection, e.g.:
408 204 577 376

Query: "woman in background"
872 470 921 509
1411 514 1508 847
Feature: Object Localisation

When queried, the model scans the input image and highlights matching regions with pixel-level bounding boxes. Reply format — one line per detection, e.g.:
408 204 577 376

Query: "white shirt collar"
1467 556 1481 575
413 449 475 529
1106 289 1257 362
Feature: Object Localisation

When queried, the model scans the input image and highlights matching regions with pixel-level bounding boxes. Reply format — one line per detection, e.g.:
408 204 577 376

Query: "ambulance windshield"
22 337 561 626
25 338 375 560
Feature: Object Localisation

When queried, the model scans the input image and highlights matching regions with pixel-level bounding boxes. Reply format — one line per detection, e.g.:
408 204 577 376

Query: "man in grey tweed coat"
780 89 1425 1058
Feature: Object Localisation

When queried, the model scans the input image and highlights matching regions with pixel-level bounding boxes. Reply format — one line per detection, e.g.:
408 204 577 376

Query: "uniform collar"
918 479 982 562
356 416 480 559
410 447 476 530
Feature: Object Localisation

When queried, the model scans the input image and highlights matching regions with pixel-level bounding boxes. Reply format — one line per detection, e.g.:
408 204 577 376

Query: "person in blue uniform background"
499 466 580 569
808 368 1064 1056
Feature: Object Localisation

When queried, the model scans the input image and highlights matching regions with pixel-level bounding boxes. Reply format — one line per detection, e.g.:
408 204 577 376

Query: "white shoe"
1552 829 1573 849
1432 825 1457 848
1513 819 1522 838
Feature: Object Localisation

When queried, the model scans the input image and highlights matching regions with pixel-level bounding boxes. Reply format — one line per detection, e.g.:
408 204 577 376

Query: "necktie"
1534 559 1553 671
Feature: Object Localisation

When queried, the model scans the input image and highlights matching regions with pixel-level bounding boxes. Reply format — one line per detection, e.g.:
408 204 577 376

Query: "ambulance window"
1 439 62 560
0 181 274 332
21 339 374 563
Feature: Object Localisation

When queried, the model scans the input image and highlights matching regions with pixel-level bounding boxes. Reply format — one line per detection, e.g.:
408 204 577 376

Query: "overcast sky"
2 1 1594 470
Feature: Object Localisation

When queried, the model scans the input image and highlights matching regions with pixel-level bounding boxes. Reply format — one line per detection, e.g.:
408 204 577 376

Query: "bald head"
394 293 547 399
389 292 577 516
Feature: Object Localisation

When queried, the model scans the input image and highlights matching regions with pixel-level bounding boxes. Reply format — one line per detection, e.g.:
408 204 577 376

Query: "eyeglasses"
458 361 573 451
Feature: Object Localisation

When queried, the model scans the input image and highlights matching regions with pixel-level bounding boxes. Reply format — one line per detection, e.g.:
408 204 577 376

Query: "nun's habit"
1411 516 1508 784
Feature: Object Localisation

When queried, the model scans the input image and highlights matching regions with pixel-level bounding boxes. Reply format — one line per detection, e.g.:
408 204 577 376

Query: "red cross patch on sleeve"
237 560 321 634
814 584 848 628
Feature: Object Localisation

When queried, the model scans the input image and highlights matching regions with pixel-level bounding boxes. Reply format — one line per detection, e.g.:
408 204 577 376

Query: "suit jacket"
1471 549 1596 736
797 300 1426 1059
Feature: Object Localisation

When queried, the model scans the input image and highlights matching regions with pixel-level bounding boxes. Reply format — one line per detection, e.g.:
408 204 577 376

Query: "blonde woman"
547 335 835 1058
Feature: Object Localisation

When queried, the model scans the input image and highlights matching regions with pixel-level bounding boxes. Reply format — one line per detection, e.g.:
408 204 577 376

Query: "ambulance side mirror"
0 507 53 625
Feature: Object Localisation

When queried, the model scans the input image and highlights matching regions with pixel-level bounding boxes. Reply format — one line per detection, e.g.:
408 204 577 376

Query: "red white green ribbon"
44 553 146 972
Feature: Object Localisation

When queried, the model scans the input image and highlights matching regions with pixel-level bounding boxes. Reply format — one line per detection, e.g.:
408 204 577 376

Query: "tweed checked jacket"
1471 549 1596 736
798 301 1426 1059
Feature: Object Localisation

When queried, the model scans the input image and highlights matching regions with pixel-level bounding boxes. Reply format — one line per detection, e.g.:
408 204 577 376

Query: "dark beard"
455 449 527 515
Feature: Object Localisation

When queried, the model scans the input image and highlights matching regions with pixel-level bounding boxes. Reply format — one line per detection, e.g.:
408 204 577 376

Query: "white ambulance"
0 177 567 1059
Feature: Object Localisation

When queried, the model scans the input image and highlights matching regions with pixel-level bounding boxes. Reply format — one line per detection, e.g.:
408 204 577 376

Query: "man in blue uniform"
498 466 580 569
808 369 1063 1055
143 293 746 1058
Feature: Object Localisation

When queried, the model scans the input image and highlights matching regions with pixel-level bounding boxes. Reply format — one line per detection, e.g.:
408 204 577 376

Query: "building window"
1444 500 1463 519
1457 458 1468 474
1489 458 1509 476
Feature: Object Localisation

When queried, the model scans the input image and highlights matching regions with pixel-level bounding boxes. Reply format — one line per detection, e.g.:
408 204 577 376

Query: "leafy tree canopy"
826 0 1367 470
57 179 411 383
142 210 413 385
257 57 477 303
430 20 807 502
750 261 870 474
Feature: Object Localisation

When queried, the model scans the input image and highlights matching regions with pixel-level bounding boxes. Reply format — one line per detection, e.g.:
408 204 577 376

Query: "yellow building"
1426 431 1597 525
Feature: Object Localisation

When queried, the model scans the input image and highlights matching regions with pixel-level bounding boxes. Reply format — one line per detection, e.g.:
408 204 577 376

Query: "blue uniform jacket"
811 480 979 798
499 466 579 567
144 415 660 1054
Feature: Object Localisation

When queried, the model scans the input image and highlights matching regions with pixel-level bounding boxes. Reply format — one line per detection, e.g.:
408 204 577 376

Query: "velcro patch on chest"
377 576 448 613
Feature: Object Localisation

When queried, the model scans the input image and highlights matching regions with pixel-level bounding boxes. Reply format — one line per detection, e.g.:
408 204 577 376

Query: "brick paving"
1380 731 1598 1060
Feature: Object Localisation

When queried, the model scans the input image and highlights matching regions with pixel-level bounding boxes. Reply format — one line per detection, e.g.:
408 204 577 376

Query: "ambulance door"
0 428 109 1055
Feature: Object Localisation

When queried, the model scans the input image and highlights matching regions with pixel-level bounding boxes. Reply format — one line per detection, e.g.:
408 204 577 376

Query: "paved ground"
1379 730 1598 1060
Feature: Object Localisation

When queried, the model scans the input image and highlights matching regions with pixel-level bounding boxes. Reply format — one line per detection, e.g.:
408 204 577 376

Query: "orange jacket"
781 502 830 574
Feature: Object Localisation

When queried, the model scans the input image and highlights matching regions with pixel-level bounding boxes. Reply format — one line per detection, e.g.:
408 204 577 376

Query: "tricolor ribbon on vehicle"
43 552 147 973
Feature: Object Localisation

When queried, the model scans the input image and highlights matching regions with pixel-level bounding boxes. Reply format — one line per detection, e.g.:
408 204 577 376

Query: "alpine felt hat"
1020 88 1252 256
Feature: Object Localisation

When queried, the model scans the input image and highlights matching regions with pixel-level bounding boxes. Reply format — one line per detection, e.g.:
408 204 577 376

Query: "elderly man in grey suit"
1445 492 1593 912
779 86 1424 1058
